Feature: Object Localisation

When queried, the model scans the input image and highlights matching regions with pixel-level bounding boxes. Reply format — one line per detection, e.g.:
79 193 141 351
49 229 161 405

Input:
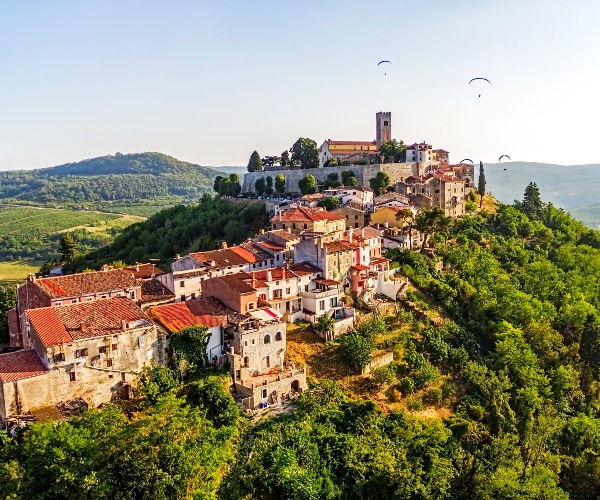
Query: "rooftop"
289 262 322 276
149 300 226 332
123 263 165 279
323 241 353 253
140 279 175 303
267 229 300 242
27 297 151 347
326 140 376 146
272 207 344 224
0 349 48 382
30 269 139 299
189 246 260 268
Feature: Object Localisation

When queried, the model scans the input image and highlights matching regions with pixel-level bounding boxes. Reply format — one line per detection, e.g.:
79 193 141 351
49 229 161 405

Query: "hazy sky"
1 0 599 170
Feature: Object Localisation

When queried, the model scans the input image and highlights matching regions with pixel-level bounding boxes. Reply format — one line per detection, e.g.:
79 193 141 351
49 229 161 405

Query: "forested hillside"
66 196 269 272
0 152 226 214
6 190 600 498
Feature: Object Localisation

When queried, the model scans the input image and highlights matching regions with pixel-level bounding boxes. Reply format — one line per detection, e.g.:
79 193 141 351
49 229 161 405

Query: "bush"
190 376 240 428
338 332 374 371
372 364 397 387
430 387 443 406
414 361 441 389
442 381 457 399
399 377 416 394
406 396 424 411
137 366 179 404
450 346 470 368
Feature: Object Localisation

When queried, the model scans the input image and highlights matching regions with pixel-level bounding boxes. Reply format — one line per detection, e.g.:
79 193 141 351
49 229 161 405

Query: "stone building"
0 297 167 422
270 207 345 235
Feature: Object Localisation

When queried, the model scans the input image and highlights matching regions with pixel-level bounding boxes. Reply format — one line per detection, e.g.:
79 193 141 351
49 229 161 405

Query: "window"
71 299 77 304
251 338 256 345
244 340 248 347
292 223 296 229
112 343 118 352
275 331 282 341
99 346 107 354
235 370 241 380
75 348 88 358
303 223 308 229
355 215 359 220
106 359 113 368
262 388 267 399
383 120 389 126
319 300 325 311
69 372 76 382
55 352 65 362
282 224 286 229
129 291 135 299
180 295 186 301
264 334 271 344
138 336 145 347
244 356 249 367
273 289 282 299
286 287 291 295
247 302 255 311
191 293 196 299
121 372 126 382
304 285 309 292
330 297 338 308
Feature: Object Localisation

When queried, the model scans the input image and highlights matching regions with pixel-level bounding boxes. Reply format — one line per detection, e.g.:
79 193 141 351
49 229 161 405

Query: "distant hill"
482 161 600 228
0 152 225 214
211 166 246 176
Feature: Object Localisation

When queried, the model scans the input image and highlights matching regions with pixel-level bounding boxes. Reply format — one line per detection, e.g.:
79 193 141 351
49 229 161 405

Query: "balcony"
300 288 339 300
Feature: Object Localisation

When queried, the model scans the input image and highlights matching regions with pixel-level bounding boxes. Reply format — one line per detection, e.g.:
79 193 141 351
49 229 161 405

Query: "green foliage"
0 286 15 342
0 152 222 210
247 150 263 172
314 314 335 335
369 171 391 195
317 196 340 211
215 173 241 197
341 169 358 187
275 174 286 195
520 181 544 219
372 364 396 386
265 176 273 195
58 233 78 262
190 375 240 429
323 172 341 189
338 331 374 370
171 325 209 377
280 151 291 167
254 177 266 196
66 196 268 272
298 174 317 195
137 366 179 404
379 139 406 162
290 138 319 169
478 161 486 205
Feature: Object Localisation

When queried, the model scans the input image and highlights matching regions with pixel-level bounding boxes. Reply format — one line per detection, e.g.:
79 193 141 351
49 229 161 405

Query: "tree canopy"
291 138 319 169
247 150 263 172
298 174 317 195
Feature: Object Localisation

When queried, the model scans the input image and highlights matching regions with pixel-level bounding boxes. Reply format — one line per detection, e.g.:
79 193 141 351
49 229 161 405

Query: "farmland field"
0 206 144 280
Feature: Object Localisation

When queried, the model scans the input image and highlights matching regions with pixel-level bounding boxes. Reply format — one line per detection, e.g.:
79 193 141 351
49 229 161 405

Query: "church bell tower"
376 112 391 149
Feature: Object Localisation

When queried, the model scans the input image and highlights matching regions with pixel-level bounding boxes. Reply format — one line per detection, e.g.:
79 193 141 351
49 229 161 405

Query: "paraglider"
469 77 491 97
378 60 392 75
498 154 511 162
460 158 474 164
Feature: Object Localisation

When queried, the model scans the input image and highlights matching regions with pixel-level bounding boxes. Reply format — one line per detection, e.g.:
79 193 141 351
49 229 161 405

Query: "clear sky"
1 0 599 170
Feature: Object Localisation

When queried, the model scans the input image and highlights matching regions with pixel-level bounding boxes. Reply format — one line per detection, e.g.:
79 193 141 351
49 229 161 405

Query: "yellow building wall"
370 208 404 229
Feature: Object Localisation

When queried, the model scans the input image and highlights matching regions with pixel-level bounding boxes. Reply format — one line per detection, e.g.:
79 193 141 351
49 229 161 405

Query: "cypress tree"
522 182 543 219
478 161 486 208
247 151 263 172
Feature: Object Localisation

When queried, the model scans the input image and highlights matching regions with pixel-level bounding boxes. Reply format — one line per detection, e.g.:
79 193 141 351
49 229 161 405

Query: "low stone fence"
362 351 394 374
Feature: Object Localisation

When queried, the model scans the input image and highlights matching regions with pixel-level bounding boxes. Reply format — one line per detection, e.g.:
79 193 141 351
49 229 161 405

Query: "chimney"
252 276 256 288
384 220 389 229
175 254 181 260
267 269 272 282
121 319 127 330
221 241 228 249
79 322 87 332
348 227 353 243
27 273 36 282
281 267 286 279
361 227 365 238
259 229 265 235
135 263 140 272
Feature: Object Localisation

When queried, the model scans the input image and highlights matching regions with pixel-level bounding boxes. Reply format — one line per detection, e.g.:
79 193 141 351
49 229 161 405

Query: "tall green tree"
254 177 266 196
275 174 286 195
298 174 317 195
317 196 341 211
323 172 341 189
290 138 319 169
521 182 543 219
0 286 16 342
265 176 273 195
369 172 391 195
395 208 416 249
58 233 78 262
414 206 452 252
478 161 486 208
247 150 263 172
280 150 290 167
341 170 359 187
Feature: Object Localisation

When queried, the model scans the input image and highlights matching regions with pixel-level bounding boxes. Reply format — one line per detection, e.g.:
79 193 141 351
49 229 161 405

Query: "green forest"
0 152 223 213
66 196 269 272
5 188 600 498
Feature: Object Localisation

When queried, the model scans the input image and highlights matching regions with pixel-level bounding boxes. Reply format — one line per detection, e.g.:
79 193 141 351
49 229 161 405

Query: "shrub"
407 396 424 411
450 346 470 368
399 377 416 394
372 364 397 387
190 376 240 428
338 332 374 371
414 361 441 389
430 387 443 406
137 366 179 404
442 381 458 399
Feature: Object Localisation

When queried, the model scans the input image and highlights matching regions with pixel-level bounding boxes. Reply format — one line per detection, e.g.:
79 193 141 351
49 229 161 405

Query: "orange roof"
289 262 322 276
0 350 47 382
272 207 344 224
28 298 151 347
326 149 377 156
124 263 165 279
256 240 286 252
189 246 259 268
323 241 353 253
267 230 300 242
150 301 225 332
32 269 139 299
328 140 376 146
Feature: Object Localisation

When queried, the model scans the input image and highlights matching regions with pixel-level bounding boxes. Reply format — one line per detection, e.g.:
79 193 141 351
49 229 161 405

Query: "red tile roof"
189 247 259 268
214 274 257 294
289 262 322 276
327 140 376 146
267 230 300 242
28 298 151 347
326 149 378 156
124 263 165 279
141 279 175 302
323 241 353 253
150 300 225 332
272 207 344 224
255 240 286 252
0 349 47 382
32 269 139 299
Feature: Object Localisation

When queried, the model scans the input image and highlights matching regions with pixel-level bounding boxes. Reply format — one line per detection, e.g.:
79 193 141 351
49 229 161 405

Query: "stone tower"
376 112 391 149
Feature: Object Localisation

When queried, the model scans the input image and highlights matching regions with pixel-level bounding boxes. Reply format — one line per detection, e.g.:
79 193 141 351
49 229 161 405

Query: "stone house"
12 269 143 348
318 140 378 167
270 207 345 235
0 297 167 423
332 204 368 229
370 206 412 229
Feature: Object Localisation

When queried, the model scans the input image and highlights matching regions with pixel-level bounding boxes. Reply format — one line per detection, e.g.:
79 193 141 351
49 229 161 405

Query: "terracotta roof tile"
189 246 259 268
272 207 344 224
0 350 47 382
28 298 151 347
141 279 175 302
123 263 165 279
267 230 300 242
289 262 322 276
33 269 139 299
323 241 353 253
327 140 376 146
150 300 226 332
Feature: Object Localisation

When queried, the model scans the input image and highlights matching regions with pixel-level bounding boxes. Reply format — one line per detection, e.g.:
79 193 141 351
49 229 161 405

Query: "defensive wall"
242 162 436 195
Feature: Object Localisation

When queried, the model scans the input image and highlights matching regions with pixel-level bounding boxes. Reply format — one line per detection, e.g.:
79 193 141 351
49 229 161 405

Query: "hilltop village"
0 113 476 423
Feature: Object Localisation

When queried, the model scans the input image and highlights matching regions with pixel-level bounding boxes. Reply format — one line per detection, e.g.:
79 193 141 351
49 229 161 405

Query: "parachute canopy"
498 154 511 162
459 159 474 164
377 60 392 65
469 77 490 97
